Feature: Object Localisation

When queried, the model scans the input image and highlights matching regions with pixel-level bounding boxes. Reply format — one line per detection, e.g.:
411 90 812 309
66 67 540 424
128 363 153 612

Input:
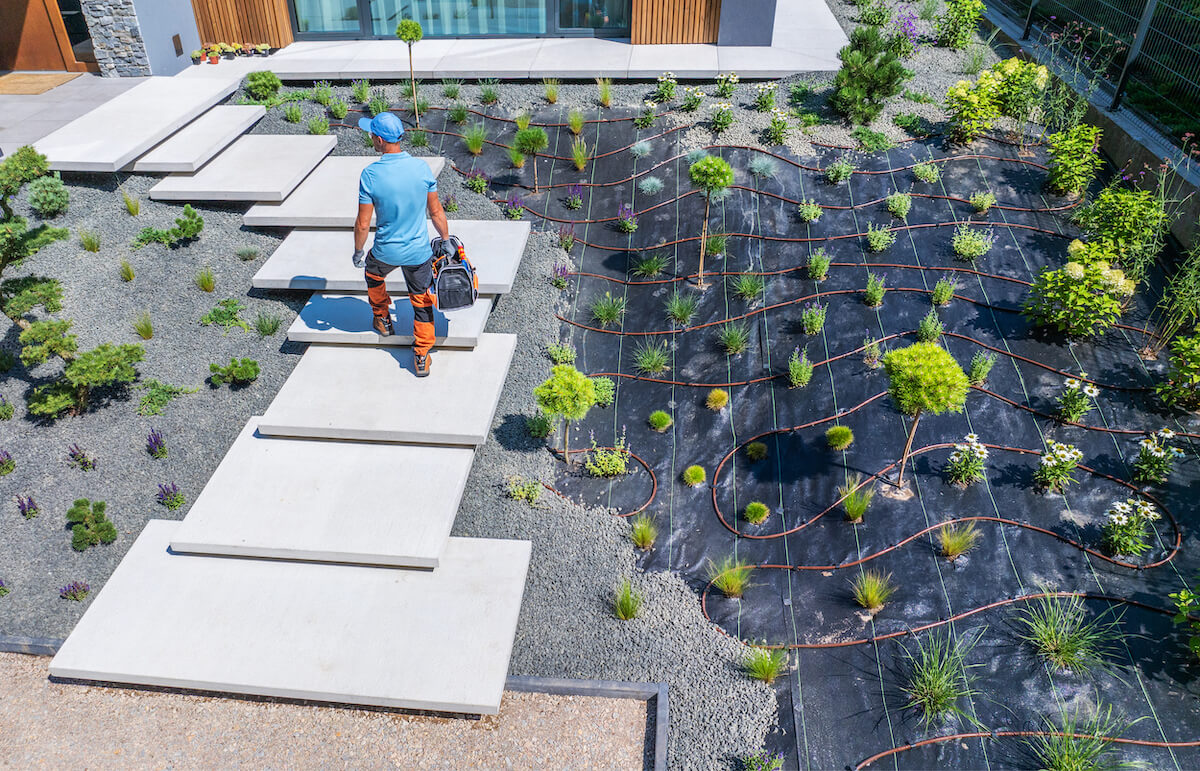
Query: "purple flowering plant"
503 193 524 220
68 443 96 471
558 223 576 253
464 169 489 194
0 449 12 477
157 482 185 511
17 495 38 519
615 203 639 233
147 428 168 459
565 182 584 210
889 5 920 58
60 580 89 601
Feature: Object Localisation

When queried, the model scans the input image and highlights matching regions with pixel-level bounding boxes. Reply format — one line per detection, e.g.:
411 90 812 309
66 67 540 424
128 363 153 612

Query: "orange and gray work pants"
364 250 436 356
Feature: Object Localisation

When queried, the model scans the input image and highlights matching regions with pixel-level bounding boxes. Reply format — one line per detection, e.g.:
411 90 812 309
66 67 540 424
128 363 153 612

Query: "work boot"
414 352 431 378
373 315 394 337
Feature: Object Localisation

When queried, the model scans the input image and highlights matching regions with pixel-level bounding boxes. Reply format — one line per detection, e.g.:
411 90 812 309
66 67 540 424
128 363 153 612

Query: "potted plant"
207 47 221 64
256 43 270 56
219 42 236 60
190 49 203 65
240 43 253 56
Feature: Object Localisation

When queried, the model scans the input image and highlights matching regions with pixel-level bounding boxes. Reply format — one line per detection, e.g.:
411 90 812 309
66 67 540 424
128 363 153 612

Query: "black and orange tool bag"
430 235 478 312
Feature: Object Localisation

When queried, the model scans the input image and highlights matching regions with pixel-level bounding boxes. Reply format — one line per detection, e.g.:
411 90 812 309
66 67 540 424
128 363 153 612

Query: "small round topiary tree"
514 126 549 192
688 155 734 289
882 342 969 487
395 19 423 126
533 364 596 460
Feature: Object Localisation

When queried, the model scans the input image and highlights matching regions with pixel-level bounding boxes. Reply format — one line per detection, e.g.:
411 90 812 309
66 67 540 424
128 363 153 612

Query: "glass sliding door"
370 0 547 36
293 0 362 33
558 0 629 31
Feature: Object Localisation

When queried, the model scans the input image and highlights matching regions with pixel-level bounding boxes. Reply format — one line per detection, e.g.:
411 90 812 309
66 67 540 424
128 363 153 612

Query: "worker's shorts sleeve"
358 168 373 205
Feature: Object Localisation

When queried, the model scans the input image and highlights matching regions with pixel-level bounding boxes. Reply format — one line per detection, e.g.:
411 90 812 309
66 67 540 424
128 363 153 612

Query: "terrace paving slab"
626 44 721 79
528 38 633 78
169 419 475 568
242 155 446 227
287 292 492 348
148 135 336 202
32 76 236 172
251 221 529 294
49 521 532 716
130 105 265 172
257 332 516 446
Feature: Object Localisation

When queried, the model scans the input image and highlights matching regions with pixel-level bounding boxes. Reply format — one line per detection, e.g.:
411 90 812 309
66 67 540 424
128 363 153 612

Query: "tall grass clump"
665 291 698 326
542 77 559 103
596 77 612 107
938 521 982 560
634 340 671 374
568 108 585 135
839 475 875 522
613 579 643 620
744 647 788 684
903 630 981 728
194 266 215 292
1017 594 1123 673
708 555 754 598
1026 704 1139 771
119 260 135 282
463 123 488 155
630 513 658 550
572 137 589 171
851 569 896 611
133 311 153 340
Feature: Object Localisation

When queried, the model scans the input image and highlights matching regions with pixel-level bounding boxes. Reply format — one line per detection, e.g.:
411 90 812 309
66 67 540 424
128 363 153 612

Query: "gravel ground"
0 652 647 770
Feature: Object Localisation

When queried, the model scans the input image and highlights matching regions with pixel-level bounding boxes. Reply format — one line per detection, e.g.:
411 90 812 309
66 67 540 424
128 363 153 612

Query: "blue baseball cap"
358 111 405 142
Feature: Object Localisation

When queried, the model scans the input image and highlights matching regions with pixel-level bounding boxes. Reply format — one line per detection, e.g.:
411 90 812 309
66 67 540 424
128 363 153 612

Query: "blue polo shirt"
358 152 437 266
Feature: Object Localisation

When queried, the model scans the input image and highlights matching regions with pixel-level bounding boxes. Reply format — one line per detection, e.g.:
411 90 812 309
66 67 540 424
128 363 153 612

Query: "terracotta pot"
208 54 220 64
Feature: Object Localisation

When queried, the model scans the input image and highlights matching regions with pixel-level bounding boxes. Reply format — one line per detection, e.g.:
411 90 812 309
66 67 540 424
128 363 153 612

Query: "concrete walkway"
0 74 145 156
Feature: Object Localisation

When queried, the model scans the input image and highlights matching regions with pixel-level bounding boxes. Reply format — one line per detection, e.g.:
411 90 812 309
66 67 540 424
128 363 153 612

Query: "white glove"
352 248 366 268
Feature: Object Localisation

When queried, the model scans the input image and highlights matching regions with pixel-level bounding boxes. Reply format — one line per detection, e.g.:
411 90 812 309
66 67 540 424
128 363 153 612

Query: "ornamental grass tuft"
708 555 753 597
744 646 787 684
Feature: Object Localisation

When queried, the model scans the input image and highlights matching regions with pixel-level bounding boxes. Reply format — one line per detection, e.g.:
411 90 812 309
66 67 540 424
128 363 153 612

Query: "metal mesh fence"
989 0 1200 139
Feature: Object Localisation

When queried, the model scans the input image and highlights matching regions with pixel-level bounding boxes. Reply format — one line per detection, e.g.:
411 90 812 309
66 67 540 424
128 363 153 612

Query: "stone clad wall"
80 0 152 77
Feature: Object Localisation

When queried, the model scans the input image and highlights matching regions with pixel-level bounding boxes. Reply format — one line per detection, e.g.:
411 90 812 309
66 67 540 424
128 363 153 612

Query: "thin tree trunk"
562 418 570 462
697 198 710 288
896 412 921 487
408 49 419 127
532 153 538 193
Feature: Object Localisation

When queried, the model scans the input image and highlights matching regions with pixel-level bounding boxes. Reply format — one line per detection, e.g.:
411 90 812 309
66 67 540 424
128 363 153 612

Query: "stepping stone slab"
257 332 516 446
251 221 529 295
287 293 492 349
148 135 337 202
170 419 474 568
33 76 237 171
243 155 446 227
130 105 265 173
49 520 532 716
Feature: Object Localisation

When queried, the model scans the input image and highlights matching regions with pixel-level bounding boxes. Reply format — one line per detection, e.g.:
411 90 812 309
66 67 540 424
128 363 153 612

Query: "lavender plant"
888 5 920 57
156 482 185 510
0 579 8 598
146 428 168 459
863 334 884 368
0 450 12 476
67 443 95 471
615 203 639 233
801 302 827 334
864 272 887 306
17 495 38 519
551 262 570 290
564 182 584 210
464 170 489 194
558 224 576 252
59 580 89 601
503 193 524 220
788 347 814 387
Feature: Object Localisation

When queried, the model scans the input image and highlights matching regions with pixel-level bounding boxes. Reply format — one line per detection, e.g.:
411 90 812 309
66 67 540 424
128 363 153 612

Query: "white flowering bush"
753 82 777 111
1133 428 1183 485
1102 498 1161 557
680 86 704 112
945 433 988 486
765 108 789 145
715 71 739 98
1057 373 1099 422
1034 440 1083 492
711 102 734 133
654 71 677 102
634 100 657 129
1024 240 1134 338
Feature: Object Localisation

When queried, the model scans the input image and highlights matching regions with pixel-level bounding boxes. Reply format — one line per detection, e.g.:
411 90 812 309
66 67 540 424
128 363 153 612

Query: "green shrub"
1075 183 1170 284
916 308 944 342
67 498 117 551
706 388 729 410
826 425 854 450
852 569 896 611
245 71 282 100
545 341 575 365
1157 334 1200 409
708 555 753 597
893 112 927 133
744 647 787 683
746 441 769 461
132 204 204 249
945 72 1000 142
282 103 302 123
200 298 251 333
912 160 941 184
967 350 995 386
883 342 969 485
826 155 855 184
210 357 260 385
952 224 994 260
853 126 894 151
525 411 554 438
27 174 69 217
935 0 984 49
1023 244 1133 337
307 116 329 135
798 199 823 222
886 191 911 220
860 0 891 24
1046 124 1104 196
28 341 144 417
831 26 910 124
969 191 996 213
648 410 673 432
138 379 196 416
505 475 542 506
683 464 707 487
630 513 658 550
744 501 770 525
613 579 643 620
534 364 596 458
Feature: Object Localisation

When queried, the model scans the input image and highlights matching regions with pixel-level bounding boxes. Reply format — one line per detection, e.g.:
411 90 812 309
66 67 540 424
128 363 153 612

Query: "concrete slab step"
170 420 474 568
287 293 492 349
148 135 336 202
33 77 237 172
251 221 528 295
130 105 265 173
50 521 532 716
258 332 515 446
242 155 446 227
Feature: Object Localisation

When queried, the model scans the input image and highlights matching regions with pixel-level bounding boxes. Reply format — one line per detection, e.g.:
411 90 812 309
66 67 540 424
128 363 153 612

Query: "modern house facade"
2 0 779 78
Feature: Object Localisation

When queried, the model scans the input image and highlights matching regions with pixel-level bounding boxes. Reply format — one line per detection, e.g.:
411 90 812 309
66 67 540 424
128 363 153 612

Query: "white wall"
130 0 202 75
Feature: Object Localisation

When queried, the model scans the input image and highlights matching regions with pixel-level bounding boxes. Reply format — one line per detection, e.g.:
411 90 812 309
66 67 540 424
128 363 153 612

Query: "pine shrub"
831 26 911 125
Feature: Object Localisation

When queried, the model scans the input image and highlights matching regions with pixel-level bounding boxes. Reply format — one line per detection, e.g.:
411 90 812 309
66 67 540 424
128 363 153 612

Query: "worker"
353 111 451 377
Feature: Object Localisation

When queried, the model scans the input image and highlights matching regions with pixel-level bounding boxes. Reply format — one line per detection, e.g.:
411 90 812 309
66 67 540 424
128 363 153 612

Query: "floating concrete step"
170 420 474 568
148 135 336 202
129 105 265 173
34 77 237 172
287 293 491 349
258 332 516 446
243 155 446 227
251 221 529 295
50 521 532 716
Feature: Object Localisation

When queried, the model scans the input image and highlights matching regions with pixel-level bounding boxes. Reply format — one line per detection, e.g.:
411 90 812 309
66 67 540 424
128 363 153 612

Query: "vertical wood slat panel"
192 0 293 48
631 0 720 44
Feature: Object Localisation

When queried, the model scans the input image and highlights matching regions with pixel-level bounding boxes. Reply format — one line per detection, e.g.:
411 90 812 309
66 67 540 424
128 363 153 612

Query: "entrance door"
0 0 97 72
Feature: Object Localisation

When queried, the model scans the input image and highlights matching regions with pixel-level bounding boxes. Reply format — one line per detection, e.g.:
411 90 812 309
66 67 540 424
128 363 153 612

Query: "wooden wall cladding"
631 0 722 44
191 0 294 48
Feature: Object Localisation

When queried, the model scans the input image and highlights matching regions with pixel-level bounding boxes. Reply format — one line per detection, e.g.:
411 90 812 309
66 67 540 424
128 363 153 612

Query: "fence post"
1021 0 1040 39
1109 0 1159 111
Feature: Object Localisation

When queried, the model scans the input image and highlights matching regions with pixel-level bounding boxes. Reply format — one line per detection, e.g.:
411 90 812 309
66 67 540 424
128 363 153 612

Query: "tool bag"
430 235 478 312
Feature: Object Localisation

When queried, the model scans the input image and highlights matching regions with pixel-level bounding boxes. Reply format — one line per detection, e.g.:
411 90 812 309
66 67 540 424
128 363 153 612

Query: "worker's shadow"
298 294 451 340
